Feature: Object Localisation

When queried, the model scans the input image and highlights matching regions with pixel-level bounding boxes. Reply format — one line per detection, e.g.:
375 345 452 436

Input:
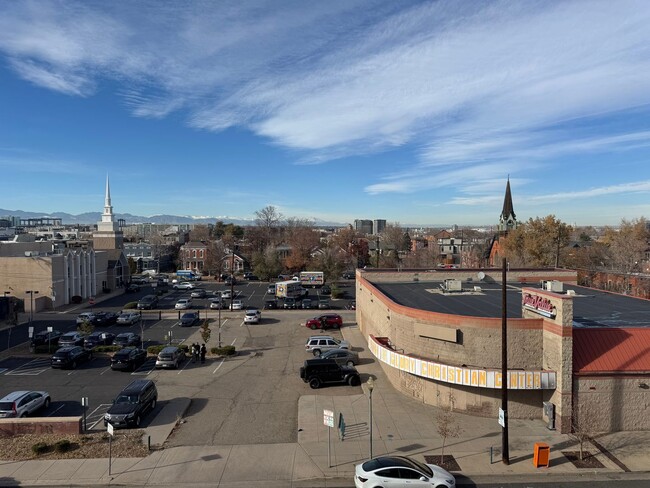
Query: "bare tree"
570 402 595 461
602 218 648 286
283 218 321 271
255 205 283 247
435 392 462 460
189 224 210 242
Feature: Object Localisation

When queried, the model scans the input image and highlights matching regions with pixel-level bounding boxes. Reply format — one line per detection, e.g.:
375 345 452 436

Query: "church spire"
102 174 114 223
498 177 517 233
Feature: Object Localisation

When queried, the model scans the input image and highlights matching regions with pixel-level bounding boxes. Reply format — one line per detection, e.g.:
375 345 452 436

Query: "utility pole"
501 258 510 465
375 237 380 268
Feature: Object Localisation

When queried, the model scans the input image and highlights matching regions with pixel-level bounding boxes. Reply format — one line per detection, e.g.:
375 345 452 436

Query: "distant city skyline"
2 1 650 226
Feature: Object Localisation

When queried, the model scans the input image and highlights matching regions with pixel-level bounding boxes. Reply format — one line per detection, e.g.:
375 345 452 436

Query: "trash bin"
533 442 550 468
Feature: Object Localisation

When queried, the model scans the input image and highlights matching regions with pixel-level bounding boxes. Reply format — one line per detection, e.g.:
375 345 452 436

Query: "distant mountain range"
0 208 346 227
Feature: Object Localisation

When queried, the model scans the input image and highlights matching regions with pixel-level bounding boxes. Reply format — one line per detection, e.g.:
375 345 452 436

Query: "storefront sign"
522 293 557 319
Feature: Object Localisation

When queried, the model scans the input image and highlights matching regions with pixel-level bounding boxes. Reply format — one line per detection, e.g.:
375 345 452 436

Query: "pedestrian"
193 343 200 363
200 343 207 363
191 343 197 363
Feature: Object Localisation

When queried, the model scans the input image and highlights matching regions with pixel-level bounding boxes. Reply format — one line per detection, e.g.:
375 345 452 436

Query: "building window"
193 250 197 258
199 249 204 258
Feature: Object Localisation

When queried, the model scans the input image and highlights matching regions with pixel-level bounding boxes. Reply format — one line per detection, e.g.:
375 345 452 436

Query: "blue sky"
2 0 650 227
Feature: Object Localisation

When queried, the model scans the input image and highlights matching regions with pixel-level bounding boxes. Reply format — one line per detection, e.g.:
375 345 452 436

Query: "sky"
2 0 650 227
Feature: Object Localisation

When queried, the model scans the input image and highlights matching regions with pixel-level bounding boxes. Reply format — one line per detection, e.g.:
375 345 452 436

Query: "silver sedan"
320 348 360 366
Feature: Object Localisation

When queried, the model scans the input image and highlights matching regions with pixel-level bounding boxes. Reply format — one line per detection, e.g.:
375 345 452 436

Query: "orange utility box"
533 442 550 468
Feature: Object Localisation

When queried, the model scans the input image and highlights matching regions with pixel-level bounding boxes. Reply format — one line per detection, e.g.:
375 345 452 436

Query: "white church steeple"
101 174 115 224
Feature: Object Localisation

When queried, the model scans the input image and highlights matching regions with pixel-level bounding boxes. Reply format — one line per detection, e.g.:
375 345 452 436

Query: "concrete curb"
144 397 192 448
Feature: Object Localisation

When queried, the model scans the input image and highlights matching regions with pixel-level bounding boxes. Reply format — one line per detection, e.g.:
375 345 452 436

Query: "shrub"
54 439 72 453
147 344 167 355
32 442 50 455
123 302 138 310
211 345 236 356
93 345 122 353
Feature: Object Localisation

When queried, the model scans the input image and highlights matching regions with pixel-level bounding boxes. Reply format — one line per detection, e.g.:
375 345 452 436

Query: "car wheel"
346 360 355 367
313 349 321 357
309 378 321 389
44 397 51 409
310 323 317 330
348 375 360 386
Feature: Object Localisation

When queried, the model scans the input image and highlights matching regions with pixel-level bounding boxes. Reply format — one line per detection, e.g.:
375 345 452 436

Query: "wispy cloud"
2 0 650 205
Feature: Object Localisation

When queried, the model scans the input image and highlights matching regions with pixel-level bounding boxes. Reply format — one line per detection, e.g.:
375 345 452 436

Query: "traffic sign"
107 422 114 436
89 297 96 306
323 409 334 428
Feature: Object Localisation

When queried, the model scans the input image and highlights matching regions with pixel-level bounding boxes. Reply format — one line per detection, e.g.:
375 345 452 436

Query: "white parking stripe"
5 358 51 376
46 404 65 417
212 358 225 374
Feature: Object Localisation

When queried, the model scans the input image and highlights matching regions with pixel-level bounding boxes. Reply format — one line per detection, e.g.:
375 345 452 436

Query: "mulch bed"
562 451 605 468
424 454 461 471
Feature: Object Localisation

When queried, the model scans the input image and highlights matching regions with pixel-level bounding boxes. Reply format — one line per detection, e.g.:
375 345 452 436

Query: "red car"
305 314 343 330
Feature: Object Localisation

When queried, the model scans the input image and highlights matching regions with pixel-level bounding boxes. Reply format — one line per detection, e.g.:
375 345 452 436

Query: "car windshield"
115 395 138 404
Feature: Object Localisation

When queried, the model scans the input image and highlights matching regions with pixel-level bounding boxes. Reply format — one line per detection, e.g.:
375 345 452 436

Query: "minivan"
104 379 157 428
155 346 186 369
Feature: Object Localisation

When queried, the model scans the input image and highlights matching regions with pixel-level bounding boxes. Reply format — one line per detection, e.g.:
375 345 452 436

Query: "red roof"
573 328 650 373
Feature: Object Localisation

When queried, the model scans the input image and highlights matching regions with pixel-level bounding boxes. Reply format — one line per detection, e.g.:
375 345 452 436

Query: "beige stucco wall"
574 376 650 432
0 256 56 312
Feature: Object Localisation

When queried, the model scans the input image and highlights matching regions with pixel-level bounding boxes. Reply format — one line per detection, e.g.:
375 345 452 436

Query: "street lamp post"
25 290 39 325
367 377 375 459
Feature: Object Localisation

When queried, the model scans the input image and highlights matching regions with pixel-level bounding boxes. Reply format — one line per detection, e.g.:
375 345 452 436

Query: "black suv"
31 330 62 347
299 358 360 389
137 295 159 310
104 379 157 428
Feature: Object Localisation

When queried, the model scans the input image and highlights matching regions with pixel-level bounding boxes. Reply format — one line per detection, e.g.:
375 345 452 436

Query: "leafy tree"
77 319 94 336
501 215 572 267
251 247 283 281
601 218 648 277
310 245 345 282
200 320 211 345
283 218 321 271
127 257 138 275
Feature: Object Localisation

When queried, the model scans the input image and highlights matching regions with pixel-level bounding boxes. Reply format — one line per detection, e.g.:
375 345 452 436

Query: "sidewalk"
2 321 650 486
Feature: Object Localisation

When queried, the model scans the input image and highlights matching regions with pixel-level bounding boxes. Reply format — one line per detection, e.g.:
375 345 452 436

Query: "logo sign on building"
323 409 334 428
522 293 557 319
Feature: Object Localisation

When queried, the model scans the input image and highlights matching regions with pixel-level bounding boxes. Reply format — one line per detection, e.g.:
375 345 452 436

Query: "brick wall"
0 417 82 436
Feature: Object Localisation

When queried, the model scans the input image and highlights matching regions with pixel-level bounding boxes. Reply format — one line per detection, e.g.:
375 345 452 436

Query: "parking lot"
1 285 363 444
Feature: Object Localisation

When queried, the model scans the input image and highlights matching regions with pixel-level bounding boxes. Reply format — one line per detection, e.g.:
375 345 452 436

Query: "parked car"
104 379 157 429
110 347 147 371
318 298 331 309
354 456 455 488
305 336 350 356
113 333 141 348
283 297 298 309
267 285 276 295
175 298 192 310
190 289 207 299
246 274 259 281
209 298 224 309
30 330 62 347
244 309 261 324
230 299 244 310
117 312 141 325
224 276 237 286
155 346 186 369
58 332 86 347
0 391 50 418
345 301 357 310
264 299 278 309
179 312 200 327
342 272 355 280
320 285 332 295
221 290 233 299
137 295 159 310
91 311 119 326
76 312 96 325
299 358 360 389
84 331 116 349
320 348 359 366
125 283 141 293
305 314 343 330
173 281 195 290
51 346 92 369
301 299 313 309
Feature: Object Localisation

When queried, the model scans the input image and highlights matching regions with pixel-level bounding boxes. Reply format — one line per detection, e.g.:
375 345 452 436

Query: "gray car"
320 348 359 367
0 391 51 418
305 336 350 356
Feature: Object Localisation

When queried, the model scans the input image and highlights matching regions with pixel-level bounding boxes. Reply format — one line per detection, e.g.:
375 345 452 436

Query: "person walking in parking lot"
200 343 207 363
191 343 198 363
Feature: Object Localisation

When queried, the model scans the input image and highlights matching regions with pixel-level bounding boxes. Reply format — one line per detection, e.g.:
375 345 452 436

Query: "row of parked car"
76 310 142 326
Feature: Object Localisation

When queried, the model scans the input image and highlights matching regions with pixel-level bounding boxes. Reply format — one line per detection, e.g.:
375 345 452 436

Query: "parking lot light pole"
26 290 39 325
218 303 222 347
368 377 375 460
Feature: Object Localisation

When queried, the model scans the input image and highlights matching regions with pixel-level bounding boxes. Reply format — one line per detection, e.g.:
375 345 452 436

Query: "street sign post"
28 327 34 338
324 409 334 467
107 422 114 475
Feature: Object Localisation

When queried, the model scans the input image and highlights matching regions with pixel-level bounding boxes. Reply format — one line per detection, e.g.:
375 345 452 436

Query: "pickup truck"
299 358 360 389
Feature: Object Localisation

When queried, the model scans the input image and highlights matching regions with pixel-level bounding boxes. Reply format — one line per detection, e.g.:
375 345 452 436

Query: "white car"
76 312 96 325
173 281 195 290
209 299 224 310
116 312 141 325
221 290 232 299
244 309 261 324
175 298 192 310
354 456 455 488
230 299 243 310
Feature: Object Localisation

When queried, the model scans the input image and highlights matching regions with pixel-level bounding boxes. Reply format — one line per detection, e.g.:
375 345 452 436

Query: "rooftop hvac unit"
24 251 40 257
545 280 563 293
443 279 462 292
566 289 576 296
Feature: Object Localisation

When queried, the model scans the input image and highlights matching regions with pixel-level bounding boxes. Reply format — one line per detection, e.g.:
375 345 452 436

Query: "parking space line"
87 404 112 430
0 368 7 374
100 366 112 375
47 404 65 417
212 358 225 374
5 358 51 376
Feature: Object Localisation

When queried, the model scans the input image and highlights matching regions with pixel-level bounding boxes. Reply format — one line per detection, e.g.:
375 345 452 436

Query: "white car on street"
173 282 195 290
209 298 224 310
221 290 232 299
354 456 455 488
76 312 96 325
116 312 141 325
230 299 243 310
175 298 193 310
244 309 261 324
